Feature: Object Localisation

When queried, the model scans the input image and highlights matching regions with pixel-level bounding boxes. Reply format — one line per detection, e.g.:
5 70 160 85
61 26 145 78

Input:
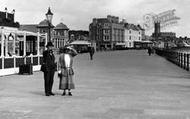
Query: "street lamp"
46 7 53 42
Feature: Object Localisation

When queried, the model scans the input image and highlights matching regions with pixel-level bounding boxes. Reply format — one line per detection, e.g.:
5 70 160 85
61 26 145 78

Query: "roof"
37 19 54 28
54 22 69 30
97 18 110 23
124 23 142 31
19 24 38 33
70 40 91 45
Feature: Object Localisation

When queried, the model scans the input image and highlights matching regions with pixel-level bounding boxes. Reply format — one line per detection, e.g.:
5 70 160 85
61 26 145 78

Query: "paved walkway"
1 50 190 119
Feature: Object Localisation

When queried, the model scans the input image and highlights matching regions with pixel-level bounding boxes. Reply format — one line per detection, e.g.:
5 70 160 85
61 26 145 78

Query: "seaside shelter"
0 27 48 76
69 40 91 53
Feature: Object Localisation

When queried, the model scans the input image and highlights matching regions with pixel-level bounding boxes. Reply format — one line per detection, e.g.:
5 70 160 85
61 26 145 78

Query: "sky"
0 0 190 37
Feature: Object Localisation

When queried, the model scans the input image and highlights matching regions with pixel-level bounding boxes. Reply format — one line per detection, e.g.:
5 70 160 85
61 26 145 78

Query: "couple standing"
41 42 77 96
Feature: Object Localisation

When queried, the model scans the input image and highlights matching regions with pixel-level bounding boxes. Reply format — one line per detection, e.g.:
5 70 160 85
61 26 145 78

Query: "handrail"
155 49 190 71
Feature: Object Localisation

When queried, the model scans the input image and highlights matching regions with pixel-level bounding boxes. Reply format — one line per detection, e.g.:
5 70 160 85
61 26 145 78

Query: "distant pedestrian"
41 42 57 96
148 47 152 56
58 45 78 96
151 47 155 54
88 46 95 60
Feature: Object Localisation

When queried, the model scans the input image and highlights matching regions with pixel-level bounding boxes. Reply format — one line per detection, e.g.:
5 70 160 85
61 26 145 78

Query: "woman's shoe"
68 92 72 96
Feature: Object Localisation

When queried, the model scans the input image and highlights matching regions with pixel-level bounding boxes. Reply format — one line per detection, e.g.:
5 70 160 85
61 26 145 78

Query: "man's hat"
46 42 54 47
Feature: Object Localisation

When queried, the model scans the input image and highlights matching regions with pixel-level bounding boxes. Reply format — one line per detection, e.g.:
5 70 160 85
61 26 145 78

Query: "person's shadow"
29 91 60 96
29 91 46 96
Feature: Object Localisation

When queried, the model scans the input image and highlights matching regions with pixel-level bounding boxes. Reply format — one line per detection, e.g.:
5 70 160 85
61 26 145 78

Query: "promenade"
1 50 190 119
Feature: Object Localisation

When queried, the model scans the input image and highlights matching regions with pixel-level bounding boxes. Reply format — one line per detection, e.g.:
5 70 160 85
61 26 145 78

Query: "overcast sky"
1 0 190 37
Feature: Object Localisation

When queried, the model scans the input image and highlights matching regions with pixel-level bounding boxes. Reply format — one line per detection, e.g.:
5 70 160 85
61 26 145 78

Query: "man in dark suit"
42 42 57 96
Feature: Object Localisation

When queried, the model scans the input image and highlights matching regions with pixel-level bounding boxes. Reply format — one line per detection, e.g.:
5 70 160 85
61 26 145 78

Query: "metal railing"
155 49 190 71
0 55 43 69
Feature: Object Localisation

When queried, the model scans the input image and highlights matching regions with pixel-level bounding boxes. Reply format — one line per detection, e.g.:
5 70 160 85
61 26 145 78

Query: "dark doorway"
26 36 37 56
19 41 24 56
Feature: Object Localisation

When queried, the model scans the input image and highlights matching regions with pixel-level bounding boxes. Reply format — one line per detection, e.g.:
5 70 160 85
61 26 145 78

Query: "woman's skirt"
59 75 75 90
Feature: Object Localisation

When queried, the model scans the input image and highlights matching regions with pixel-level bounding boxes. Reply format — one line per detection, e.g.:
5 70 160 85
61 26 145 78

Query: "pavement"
1 50 190 119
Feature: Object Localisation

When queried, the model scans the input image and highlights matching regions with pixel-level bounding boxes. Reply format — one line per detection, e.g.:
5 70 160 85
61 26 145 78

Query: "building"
123 22 144 48
0 8 19 28
152 22 176 39
52 22 69 48
37 19 54 42
152 22 176 49
68 30 89 42
0 8 47 76
89 15 124 50
19 24 38 33
21 22 69 50
21 8 69 50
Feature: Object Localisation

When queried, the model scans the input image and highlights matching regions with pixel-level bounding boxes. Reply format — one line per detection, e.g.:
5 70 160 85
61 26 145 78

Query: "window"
105 30 109 33
104 23 109 27
41 30 46 33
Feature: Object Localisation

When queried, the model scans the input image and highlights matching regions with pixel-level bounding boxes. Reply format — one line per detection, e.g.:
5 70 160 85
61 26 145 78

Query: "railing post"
177 52 179 65
178 52 180 66
38 56 40 65
179 53 181 67
2 57 4 69
31 54 33 64
180 53 183 68
175 52 177 64
187 54 189 71
14 56 16 68
172 51 175 63
184 53 186 69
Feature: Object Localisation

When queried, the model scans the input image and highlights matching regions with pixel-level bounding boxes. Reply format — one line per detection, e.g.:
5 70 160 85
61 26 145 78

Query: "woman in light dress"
58 46 78 96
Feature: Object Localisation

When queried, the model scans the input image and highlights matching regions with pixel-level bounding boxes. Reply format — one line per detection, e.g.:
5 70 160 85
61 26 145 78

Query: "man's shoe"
68 92 72 96
45 94 50 96
50 92 55 96
62 92 66 96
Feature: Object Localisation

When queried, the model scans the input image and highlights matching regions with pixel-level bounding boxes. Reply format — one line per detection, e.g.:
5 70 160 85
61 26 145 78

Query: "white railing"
0 55 43 76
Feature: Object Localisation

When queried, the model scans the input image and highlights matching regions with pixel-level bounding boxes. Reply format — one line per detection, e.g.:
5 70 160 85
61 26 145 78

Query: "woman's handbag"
58 72 62 78
53 62 57 71
61 68 74 77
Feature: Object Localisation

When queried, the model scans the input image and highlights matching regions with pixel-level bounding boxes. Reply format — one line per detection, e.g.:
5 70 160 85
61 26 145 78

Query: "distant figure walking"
148 47 152 56
88 46 95 60
58 46 78 96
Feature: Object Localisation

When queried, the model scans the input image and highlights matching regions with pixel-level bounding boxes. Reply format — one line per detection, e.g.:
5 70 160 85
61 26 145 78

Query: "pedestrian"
58 45 78 96
147 47 152 56
41 42 57 96
88 46 95 60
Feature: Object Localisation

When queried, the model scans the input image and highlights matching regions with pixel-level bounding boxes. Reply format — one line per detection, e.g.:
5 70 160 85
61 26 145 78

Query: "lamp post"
45 7 53 42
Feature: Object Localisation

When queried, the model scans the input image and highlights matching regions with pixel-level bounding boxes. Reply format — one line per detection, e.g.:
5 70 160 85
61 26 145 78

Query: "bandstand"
0 27 47 76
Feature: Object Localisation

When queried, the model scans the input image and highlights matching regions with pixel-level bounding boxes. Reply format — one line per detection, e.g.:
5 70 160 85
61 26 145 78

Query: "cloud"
0 0 190 36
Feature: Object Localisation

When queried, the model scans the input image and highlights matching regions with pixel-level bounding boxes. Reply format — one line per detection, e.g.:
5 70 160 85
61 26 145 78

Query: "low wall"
0 55 43 76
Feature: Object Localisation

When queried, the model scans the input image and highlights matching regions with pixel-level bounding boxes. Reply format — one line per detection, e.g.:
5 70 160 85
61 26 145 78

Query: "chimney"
12 9 15 14
5 7 8 19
